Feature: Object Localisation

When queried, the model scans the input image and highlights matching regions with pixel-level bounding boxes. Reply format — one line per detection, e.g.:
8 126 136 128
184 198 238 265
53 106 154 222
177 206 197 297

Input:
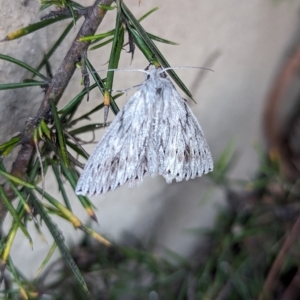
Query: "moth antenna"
81 68 150 95
113 83 143 95
83 68 150 77
159 66 214 74
34 137 45 200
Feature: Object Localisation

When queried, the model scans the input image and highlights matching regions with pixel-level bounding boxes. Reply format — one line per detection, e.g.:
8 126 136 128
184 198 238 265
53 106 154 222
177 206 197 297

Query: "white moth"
75 66 213 196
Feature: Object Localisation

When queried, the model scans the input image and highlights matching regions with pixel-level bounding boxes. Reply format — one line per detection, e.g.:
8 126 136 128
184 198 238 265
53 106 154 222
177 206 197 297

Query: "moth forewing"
75 67 213 196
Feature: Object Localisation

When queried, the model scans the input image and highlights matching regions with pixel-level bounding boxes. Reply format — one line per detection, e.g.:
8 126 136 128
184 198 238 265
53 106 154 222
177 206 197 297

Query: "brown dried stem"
258 214 300 300
0 0 115 229
263 46 300 179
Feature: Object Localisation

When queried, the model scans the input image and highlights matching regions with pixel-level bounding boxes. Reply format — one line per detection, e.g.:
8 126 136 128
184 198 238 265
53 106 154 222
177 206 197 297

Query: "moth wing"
153 83 213 183
75 90 152 196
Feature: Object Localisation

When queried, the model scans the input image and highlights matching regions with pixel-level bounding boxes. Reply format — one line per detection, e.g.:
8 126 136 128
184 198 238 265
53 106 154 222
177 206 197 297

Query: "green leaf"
0 81 48 90
40 119 51 140
84 59 120 115
1 218 19 264
0 169 35 189
28 157 41 183
138 7 159 22
30 192 90 297
6 177 33 217
0 161 33 218
66 2 77 26
2 15 73 41
68 92 121 127
0 54 47 80
35 242 57 279
147 32 178 45
121 2 193 99
35 186 82 228
69 102 105 125
89 37 114 51
65 140 88 159
0 186 32 245
81 225 111 246
59 83 98 126
0 136 20 157
68 123 107 135
50 101 69 168
83 59 105 94
52 163 72 211
103 2 124 115
60 162 96 211
80 6 158 45
59 83 97 119
106 21 124 76
79 29 115 42
7 257 28 299
127 28 154 62
1 144 18 158
36 19 80 74
39 0 81 10
99 4 116 10
40 3 53 10
67 1 84 10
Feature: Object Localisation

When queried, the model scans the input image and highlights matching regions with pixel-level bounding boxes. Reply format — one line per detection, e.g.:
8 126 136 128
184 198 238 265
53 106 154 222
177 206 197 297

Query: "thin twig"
0 0 115 228
34 139 45 199
281 267 300 300
263 46 300 179
41 7 89 20
258 214 300 300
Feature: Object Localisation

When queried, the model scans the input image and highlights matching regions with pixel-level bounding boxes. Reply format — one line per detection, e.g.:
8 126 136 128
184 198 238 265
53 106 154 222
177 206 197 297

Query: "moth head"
144 66 168 81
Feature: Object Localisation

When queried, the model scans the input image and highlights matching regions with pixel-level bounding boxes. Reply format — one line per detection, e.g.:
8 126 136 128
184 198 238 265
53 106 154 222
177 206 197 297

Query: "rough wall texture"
1 0 300 277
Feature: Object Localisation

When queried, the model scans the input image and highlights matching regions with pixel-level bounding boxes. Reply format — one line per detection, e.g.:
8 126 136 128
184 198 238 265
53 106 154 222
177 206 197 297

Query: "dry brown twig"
258 215 300 300
263 46 300 179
